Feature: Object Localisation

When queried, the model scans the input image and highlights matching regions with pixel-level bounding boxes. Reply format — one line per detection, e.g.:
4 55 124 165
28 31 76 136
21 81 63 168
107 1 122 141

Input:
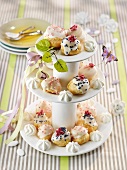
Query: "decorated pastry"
43 25 67 48
71 126 89 145
36 139 51 151
35 100 52 118
58 90 73 102
51 127 71 147
61 35 82 56
90 78 104 89
76 110 98 133
77 100 97 120
37 124 54 140
66 141 80 153
78 62 97 80
41 77 62 94
90 130 102 142
36 69 49 81
67 24 86 43
67 75 89 95
33 110 50 128
24 124 37 136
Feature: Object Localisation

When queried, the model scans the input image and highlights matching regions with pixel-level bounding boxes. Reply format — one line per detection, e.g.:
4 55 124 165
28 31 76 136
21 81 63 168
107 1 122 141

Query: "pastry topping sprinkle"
83 110 92 118
89 63 95 68
68 35 77 42
56 127 66 136
36 110 44 116
70 24 78 31
79 75 85 80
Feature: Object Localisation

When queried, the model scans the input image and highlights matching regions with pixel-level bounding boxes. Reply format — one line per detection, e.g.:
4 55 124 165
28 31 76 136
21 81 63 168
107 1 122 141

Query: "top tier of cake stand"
26 34 104 103
35 34 98 63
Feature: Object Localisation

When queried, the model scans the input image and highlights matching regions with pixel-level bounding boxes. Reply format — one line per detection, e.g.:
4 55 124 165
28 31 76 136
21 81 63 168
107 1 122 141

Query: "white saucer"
0 44 26 55
0 42 28 52
20 100 112 156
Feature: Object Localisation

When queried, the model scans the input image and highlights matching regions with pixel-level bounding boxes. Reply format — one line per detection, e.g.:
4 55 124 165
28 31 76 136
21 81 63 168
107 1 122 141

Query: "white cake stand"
21 35 112 156
20 100 112 156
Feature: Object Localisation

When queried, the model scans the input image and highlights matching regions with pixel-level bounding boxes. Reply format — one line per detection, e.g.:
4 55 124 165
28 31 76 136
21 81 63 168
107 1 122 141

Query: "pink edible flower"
89 63 95 68
68 35 76 42
70 24 78 31
84 110 91 115
56 128 64 136
36 110 44 116
79 75 85 80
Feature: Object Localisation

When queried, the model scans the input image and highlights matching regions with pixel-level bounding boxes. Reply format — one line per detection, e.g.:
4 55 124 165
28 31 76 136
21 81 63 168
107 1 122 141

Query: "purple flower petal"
97 39 104 45
112 80 120 85
107 88 115 94
104 72 109 78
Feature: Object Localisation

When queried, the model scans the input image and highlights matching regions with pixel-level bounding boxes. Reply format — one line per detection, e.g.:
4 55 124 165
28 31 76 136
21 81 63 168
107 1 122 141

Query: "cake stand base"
20 99 112 156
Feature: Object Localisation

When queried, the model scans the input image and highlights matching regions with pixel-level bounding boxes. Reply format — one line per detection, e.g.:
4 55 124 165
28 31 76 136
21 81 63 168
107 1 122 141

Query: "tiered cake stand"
20 34 112 156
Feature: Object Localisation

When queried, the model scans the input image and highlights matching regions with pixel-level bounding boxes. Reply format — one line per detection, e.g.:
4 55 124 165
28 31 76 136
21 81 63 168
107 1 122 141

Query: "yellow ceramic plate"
0 18 50 48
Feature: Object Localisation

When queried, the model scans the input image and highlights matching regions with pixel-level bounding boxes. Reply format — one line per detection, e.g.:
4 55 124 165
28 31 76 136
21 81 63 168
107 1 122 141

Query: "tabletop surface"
0 0 127 170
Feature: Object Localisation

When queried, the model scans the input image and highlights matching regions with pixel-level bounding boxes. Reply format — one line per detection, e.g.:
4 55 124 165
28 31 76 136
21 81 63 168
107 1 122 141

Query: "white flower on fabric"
75 12 90 25
98 14 110 26
110 99 125 116
105 19 118 32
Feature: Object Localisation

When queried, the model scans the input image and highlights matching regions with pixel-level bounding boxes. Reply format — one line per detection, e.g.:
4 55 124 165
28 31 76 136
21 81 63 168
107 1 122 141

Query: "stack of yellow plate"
0 18 50 55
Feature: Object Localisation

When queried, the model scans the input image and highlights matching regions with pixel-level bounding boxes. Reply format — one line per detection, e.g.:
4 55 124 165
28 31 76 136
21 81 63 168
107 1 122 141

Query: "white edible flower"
75 12 90 25
105 19 118 32
110 99 125 116
98 14 110 26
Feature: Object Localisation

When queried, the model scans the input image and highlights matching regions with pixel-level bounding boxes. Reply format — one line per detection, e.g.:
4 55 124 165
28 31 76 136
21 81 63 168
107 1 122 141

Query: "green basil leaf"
42 52 52 63
36 39 51 52
54 59 68 72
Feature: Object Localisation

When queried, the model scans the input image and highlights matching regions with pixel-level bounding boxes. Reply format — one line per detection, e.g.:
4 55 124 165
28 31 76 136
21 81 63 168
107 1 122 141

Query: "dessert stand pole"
53 62 79 87
52 102 77 130
52 62 79 130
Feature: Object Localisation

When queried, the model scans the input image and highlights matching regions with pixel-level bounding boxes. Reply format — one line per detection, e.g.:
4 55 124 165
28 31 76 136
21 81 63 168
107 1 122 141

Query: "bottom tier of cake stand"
20 99 112 156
